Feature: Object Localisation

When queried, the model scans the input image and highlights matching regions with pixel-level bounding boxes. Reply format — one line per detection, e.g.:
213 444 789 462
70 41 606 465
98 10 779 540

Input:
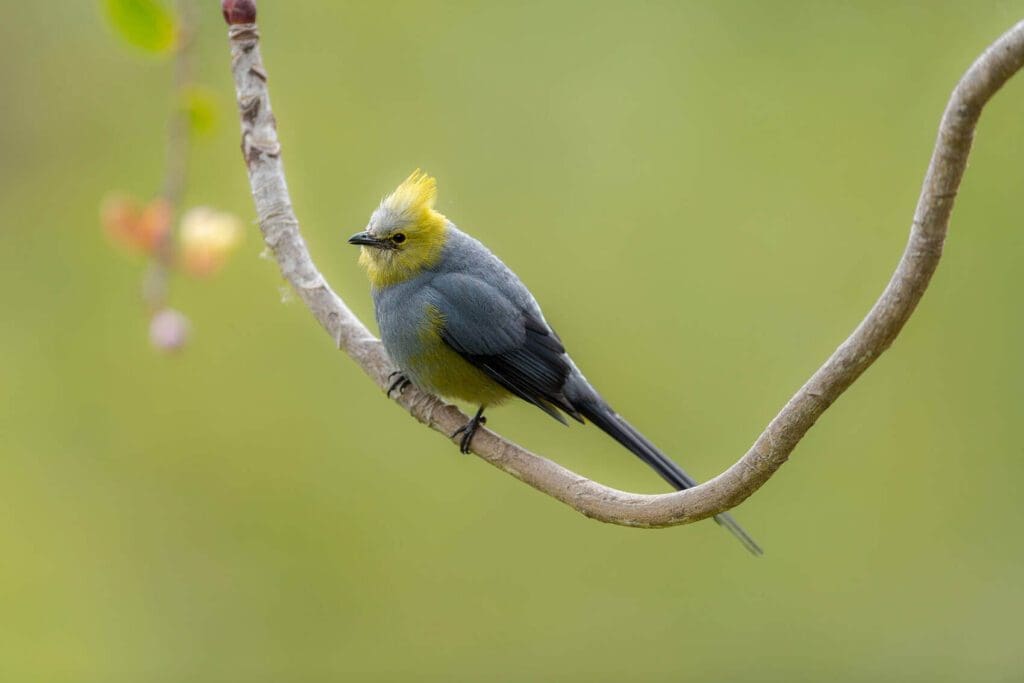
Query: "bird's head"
349 169 448 288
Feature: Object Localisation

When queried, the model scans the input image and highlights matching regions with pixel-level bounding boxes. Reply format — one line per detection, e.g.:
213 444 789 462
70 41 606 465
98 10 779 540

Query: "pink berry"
149 309 191 353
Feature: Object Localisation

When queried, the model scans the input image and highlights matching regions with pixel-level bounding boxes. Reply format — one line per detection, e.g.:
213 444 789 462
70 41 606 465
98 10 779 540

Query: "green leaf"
181 86 220 137
103 0 178 54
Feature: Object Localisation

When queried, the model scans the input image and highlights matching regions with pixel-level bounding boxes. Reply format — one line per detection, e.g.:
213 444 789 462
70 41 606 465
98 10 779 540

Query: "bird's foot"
386 371 411 398
452 407 487 454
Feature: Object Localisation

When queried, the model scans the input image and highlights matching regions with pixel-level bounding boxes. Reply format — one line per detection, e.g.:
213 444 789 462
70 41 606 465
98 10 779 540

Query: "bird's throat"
359 216 447 288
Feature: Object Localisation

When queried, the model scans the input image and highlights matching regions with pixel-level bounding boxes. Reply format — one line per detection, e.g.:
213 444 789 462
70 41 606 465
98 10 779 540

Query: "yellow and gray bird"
349 170 761 554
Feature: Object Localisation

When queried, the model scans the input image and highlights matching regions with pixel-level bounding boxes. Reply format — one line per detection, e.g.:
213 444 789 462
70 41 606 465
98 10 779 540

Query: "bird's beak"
347 231 385 248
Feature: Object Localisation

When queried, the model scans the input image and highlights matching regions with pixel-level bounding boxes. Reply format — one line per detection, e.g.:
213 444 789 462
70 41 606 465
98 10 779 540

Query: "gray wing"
428 272 582 424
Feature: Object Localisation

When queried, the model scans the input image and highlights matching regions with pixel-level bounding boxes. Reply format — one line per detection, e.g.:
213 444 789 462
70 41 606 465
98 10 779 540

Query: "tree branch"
221 4 1024 529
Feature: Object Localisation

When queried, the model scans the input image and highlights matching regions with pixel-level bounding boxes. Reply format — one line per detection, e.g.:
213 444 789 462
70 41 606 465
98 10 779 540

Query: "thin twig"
222 5 1024 529
144 0 197 311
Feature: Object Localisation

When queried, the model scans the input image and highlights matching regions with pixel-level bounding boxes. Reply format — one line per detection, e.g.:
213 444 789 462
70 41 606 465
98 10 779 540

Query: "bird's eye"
392 233 406 244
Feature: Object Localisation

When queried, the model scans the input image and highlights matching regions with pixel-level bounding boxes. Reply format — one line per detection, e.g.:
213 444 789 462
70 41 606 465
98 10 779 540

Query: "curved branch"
221 5 1024 528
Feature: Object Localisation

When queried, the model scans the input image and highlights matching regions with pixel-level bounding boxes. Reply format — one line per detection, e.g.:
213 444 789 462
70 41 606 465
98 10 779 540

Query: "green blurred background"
2 1 1023 681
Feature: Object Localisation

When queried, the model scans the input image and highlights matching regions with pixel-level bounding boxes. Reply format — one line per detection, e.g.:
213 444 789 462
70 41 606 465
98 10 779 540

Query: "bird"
349 170 761 555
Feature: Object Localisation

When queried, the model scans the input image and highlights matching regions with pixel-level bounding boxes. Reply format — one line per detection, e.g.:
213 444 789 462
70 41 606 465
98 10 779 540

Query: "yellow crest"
361 169 448 288
383 169 438 219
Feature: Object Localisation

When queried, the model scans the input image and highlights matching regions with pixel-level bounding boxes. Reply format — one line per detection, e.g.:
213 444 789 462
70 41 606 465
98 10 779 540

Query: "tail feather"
572 396 762 556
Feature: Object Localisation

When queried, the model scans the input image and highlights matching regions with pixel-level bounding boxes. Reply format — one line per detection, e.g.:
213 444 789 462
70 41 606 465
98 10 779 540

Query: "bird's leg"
386 370 411 398
452 406 487 454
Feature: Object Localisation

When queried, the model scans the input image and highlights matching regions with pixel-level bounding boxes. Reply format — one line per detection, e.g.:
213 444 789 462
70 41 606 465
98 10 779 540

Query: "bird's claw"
451 410 487 454
386 371 411 398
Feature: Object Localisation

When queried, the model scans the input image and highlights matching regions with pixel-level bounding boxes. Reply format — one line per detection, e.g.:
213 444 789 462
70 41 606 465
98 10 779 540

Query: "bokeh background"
2 2 1024 681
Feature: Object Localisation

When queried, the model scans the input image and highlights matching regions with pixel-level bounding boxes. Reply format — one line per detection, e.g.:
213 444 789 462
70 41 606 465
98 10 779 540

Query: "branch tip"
222 0 256 25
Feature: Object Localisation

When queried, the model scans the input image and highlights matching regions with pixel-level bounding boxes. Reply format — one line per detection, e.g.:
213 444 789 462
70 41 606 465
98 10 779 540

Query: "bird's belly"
405 339 510 407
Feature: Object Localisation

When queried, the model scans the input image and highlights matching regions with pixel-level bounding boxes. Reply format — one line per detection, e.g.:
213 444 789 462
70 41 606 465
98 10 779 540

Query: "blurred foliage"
102 0 178 54
1 2 1023 682
181 85 220 137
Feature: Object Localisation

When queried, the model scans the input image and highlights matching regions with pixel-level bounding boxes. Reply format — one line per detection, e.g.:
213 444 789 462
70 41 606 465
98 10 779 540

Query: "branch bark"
222 7 1024 528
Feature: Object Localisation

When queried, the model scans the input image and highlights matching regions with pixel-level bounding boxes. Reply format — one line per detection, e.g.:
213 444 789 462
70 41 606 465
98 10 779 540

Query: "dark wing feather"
429 274 582 424
448 316 582 424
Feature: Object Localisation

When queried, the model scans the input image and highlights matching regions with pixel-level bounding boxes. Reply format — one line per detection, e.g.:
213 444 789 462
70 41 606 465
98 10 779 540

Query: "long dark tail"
571 394 762 555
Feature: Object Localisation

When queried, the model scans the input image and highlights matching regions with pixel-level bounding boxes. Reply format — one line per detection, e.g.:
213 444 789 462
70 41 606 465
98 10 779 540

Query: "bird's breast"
374 283 509 407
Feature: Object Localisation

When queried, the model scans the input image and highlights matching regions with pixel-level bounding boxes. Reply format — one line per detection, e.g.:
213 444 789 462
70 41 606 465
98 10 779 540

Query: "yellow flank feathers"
411 305 511 406
359 169 449 288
